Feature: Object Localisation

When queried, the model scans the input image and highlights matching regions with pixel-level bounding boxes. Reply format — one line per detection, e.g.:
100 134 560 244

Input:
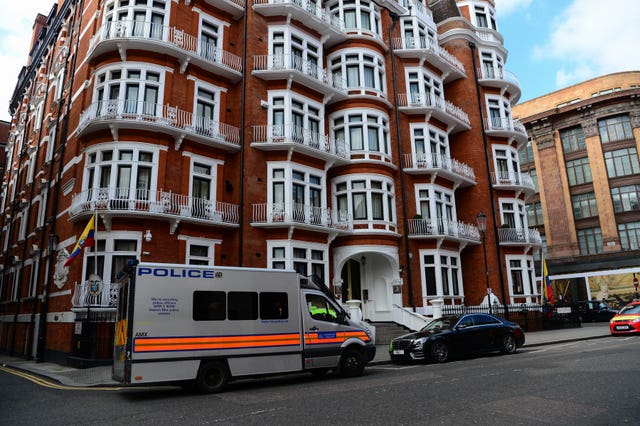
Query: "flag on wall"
542 258 554 305
64 215 96 267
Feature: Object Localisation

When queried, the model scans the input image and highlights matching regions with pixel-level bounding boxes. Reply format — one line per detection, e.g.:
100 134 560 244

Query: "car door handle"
309 326 319 331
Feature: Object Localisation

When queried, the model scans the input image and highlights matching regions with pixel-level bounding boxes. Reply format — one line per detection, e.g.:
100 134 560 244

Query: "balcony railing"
253 54 346 93
402 153 476 182
478 66 520 87
89 20 242 74
475 28 504 45
392 36 465 76
485 116 527 138
490 171 535 189
408 218 481 242
70 188 239 225
252 202 352 231
78 100 240 147
498 227 542 245
397 93 470 128
252 0 346 34
72 281 118 308
252 124 346 158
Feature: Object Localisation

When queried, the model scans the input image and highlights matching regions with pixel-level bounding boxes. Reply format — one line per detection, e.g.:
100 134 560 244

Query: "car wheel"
429 341 449 363
339 350 365 377
500 334 517 354
195 361 229 394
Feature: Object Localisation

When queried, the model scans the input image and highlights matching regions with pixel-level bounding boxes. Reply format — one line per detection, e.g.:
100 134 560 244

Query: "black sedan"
389 313 525 363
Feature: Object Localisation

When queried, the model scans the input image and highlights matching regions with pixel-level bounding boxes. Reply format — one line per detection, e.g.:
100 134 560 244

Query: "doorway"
340 258 362 303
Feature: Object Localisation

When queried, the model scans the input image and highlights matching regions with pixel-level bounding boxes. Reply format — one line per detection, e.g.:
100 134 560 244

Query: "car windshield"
420 317 456 332
618 304 640 315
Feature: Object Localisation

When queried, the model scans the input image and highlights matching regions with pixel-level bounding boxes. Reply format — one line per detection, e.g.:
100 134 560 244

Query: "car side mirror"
456 323 467 330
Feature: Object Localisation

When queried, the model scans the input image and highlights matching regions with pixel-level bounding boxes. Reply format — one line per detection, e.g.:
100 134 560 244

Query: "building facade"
514 71 640 304
1 0 536 365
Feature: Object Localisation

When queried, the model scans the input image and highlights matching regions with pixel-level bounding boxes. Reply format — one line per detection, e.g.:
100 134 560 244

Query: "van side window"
306 294 338 322
228 291 259 320
260 292 289 320
193 291 226 321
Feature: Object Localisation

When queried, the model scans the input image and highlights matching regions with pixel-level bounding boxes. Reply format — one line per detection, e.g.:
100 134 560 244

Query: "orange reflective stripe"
304 331 370 345
134 333 301 352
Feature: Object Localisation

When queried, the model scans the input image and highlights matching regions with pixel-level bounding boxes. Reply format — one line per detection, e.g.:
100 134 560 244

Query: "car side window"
474 314 500 325
458 315 474 327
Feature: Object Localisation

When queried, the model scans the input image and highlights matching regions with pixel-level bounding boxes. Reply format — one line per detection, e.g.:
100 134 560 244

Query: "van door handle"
309 326 319 331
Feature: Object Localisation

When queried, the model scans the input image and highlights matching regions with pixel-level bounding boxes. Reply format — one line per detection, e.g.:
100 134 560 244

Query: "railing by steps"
392 304 430 332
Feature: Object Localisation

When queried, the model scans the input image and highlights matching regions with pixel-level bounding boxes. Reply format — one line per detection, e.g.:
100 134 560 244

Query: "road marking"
0 366 124 391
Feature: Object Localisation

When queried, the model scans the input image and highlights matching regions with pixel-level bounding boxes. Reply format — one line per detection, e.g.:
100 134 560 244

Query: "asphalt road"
1 336 639 425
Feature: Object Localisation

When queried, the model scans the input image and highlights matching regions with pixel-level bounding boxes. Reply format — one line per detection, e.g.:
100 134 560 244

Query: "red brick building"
1 0 536 365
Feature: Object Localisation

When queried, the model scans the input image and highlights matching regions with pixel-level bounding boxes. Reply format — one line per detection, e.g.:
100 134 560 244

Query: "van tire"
196 361 229 394
339 350 365 377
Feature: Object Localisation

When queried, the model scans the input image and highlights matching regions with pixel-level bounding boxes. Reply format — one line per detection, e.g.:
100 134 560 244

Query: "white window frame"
486 95 512 130
329 0 382 37
267 90 324 140
419 249 464 302
333 174 395 230
267 240 328 285
498 197 527 229
179 235 222 265
405 67 443 106
410 123 449 166
506 254 537 303
83 231 140 286
328 49 386 97
329 108 390 160
83 142 161 202
267 162 326 212
493 144 520 183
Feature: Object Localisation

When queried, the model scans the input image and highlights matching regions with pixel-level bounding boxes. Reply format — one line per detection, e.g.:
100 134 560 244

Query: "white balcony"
87 20 242 81
498 227 542 247
408 218 481 246
70 188 239 234
203 0 245 19
392 36 466 82
490 171 536 198
477 65 521 103
252 54 347 99
397 93 470 134
402 153 476 188
251 202 352 234
251 124 347 162
484 116 528 147
78 101 240 152
252 0 346 46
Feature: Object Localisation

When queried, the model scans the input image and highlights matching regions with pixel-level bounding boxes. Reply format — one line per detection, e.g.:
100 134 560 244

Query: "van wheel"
500 334 517 354
340 350 365 377
196 361 228 394
430 341 449 363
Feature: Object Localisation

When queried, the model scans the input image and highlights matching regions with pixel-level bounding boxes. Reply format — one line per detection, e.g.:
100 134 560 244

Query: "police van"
113 262 376 393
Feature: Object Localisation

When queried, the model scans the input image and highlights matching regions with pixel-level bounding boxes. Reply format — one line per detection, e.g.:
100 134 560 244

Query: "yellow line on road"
0 366 124 391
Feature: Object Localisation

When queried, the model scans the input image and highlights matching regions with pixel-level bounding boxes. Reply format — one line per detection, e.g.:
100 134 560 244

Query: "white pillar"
345 299 362 322
430 298 444 319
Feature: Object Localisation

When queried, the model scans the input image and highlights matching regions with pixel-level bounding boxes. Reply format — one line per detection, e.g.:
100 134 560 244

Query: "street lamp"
476 212 492 314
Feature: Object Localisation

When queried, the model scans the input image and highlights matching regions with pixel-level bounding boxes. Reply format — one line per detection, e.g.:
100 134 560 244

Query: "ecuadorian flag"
64 216 96 267
542 259 554 305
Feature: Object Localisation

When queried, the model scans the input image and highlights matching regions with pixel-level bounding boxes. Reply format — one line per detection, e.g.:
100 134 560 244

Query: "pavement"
0 323 612 388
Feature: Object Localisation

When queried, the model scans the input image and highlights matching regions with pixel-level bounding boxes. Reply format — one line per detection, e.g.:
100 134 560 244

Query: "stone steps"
369 322 411 345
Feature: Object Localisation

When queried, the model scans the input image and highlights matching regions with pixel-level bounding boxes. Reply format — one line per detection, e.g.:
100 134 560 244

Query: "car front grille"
391 339 412 350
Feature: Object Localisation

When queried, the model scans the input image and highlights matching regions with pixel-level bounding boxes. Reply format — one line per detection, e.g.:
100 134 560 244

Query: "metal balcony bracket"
109 124 118 142
174 134 185 151
99 213 111 231
117 43 127 61
180 57 190 74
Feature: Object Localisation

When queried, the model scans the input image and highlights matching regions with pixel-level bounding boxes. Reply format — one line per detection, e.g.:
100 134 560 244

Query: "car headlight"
411 337 428 347
631 318 640 325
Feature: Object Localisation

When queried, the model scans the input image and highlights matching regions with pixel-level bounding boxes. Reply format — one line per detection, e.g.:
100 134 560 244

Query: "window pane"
193 291 226 321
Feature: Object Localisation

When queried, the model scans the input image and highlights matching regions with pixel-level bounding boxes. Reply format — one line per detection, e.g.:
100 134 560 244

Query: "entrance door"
340 259 362 302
